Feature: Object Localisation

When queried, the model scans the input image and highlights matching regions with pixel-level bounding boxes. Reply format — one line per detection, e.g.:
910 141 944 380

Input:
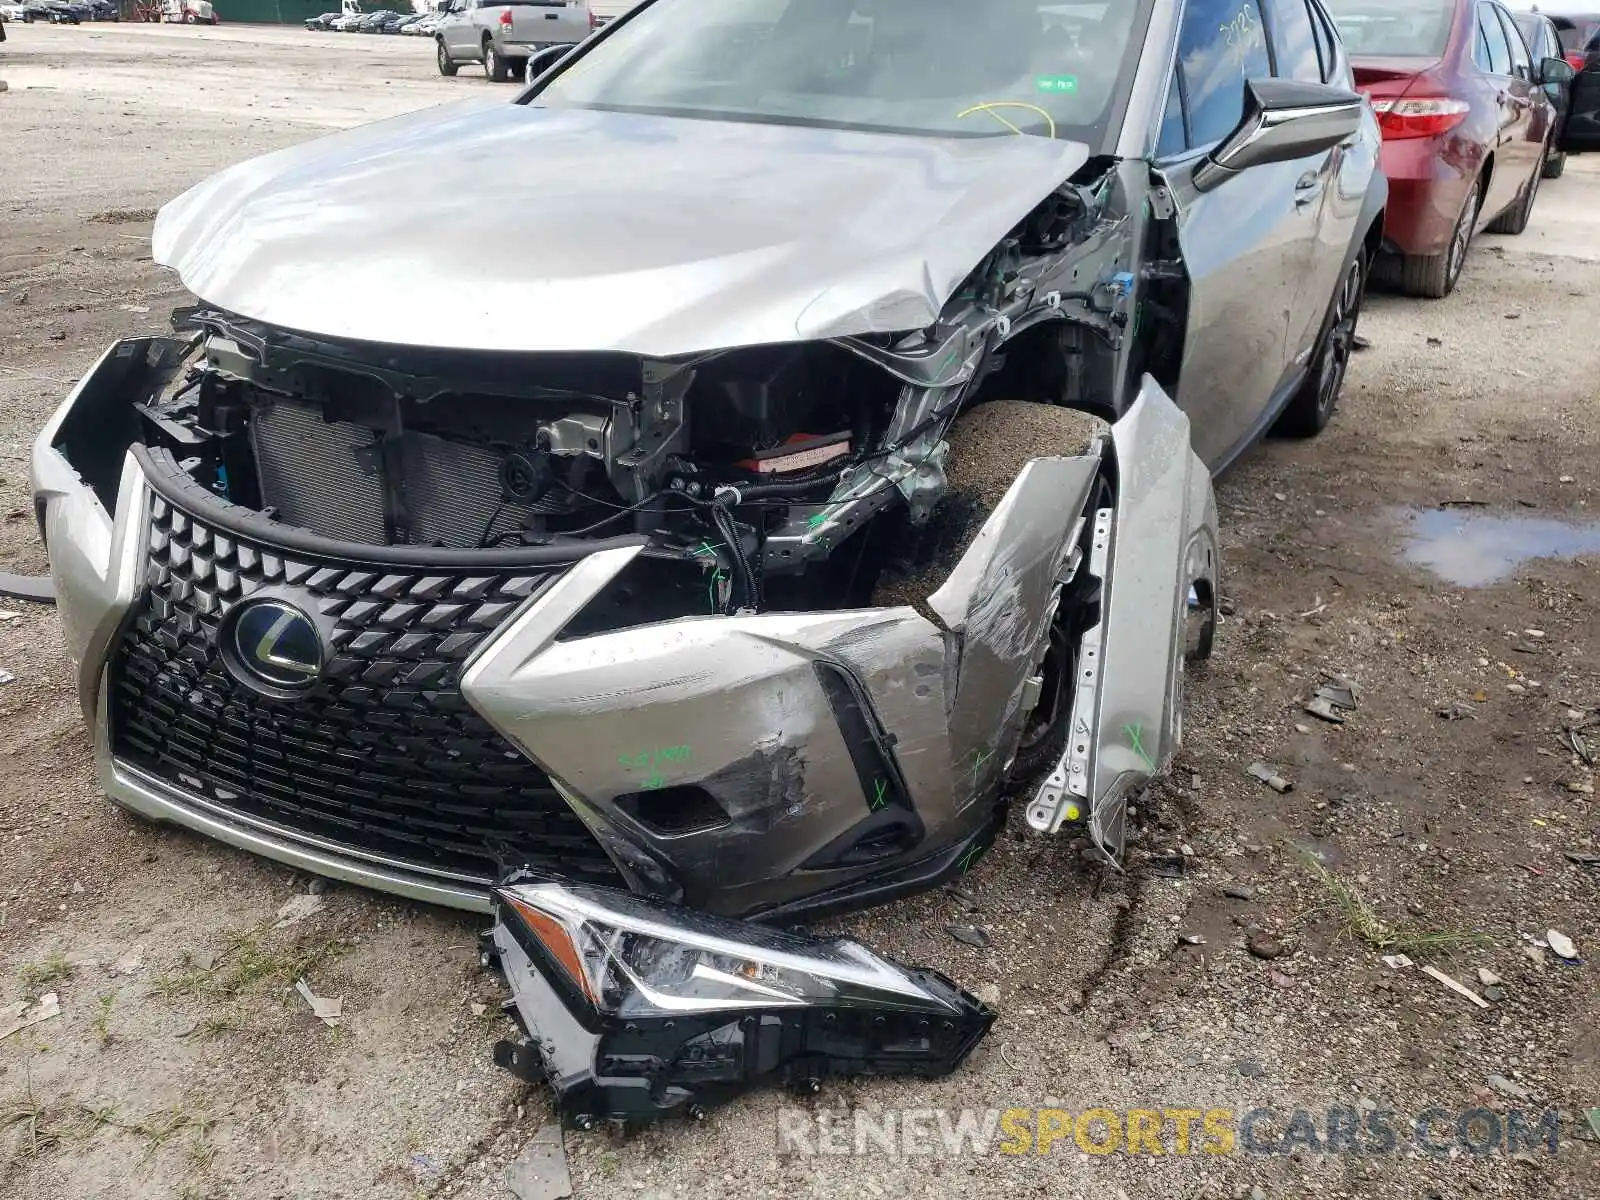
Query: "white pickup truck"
435 0 592 82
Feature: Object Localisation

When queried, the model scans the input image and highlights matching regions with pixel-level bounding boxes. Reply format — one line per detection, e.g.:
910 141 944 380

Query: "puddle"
1396 507 1600 587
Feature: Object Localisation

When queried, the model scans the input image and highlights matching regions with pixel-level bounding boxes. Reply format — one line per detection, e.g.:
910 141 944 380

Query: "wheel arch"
1362 207 1385 269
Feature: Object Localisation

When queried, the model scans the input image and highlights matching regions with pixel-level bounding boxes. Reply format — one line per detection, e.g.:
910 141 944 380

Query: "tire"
1398 176 1481 299
1486 148 1544 235
483 39 509 81
1543 150 1567 179
436 37 457 76
1274 251 1366 439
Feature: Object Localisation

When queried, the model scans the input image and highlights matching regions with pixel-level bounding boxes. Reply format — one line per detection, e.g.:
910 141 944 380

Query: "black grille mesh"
108 493 620 885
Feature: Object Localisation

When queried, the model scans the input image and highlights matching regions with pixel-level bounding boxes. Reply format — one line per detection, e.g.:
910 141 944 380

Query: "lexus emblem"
221 597 325 697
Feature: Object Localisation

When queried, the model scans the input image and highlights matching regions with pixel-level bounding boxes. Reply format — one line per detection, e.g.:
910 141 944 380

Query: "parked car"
436 0 592 81
379 11 411 32
398 12 431 33
521 39 570 83
356 8 395 30
162 0 219 22
1539 10 1600 68
305 11 341 28
0 0 30 20
329 11 363 29
36 0 1384 1111
1547 12 1600 151
1325 0 1570 297
40 1 82 21
1514 9 1577 176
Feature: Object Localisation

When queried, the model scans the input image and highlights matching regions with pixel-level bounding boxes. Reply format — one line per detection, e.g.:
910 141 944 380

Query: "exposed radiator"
249 399 538 548
250 399 387 544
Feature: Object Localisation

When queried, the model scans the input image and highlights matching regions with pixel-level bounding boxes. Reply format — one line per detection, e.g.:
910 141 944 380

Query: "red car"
1325 0 1582 297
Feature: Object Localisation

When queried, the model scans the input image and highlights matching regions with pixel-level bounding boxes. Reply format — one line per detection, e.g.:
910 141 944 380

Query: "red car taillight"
1566 51 1587 71
1369 97 1470 139
588 9 596 27
498 7 512 27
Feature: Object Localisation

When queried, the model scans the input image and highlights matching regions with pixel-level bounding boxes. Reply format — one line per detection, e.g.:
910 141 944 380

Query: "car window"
534 0 1154 142
1473 20 1492 70
1321 0 1454 57
1477 3 1512 75
1495 5 1531 79
1158 63 1188 155
1173 0 1273 147
1307 0 1337 81
1263 0 1320 81
1512 15 1548 61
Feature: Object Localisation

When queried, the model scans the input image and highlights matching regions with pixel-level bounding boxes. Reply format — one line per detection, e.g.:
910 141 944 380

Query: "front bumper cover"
33 337 1218 921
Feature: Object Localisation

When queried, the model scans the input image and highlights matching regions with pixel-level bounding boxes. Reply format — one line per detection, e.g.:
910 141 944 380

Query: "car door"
1474 2 1531 217
1494 3 1551 168
1262 0 1361 376
445 0 473 55
1523 17 1567 124
1154 0 1325 469
1560 25 1600 151
438 0 459 51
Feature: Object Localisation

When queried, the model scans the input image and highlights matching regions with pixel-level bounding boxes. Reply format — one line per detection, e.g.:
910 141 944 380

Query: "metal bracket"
1027 507 1112 834
493 1038 548 1084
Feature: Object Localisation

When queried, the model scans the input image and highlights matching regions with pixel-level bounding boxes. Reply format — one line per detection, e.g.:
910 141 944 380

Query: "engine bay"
115 174 1139 626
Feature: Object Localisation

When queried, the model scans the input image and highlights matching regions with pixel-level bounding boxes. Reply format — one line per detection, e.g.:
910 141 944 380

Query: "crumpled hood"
153 100 1090 356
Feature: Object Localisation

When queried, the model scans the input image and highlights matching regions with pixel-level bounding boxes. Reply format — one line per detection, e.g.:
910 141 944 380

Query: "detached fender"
1027 376 1218 864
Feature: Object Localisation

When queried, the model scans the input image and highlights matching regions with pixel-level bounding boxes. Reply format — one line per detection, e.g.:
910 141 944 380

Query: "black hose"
709 501 759 612
711 473 842 503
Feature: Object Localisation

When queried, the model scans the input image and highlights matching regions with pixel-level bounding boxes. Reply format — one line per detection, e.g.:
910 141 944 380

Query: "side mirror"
524 42 571 85
1538 56 1576 85
1193 79 1365 194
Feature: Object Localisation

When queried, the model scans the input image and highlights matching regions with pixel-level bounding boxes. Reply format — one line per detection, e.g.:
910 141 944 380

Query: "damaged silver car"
32 0 1383 1120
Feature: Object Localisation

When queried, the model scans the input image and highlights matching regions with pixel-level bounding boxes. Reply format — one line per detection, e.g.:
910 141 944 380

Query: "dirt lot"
3 21 1598 1200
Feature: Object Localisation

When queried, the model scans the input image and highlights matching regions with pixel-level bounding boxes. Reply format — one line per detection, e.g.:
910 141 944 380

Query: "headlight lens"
501 881 960 1019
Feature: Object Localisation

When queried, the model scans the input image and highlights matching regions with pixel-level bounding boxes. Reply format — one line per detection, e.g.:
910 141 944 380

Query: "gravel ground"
2 22 1598 1200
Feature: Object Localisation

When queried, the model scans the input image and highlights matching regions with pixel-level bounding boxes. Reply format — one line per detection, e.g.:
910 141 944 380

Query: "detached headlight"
485 878 994 1127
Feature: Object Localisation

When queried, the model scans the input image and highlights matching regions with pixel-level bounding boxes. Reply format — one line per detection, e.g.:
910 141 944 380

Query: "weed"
1 1094 62 1163
78 1103 215 1167
92 992 116 1048
1294 843 1492 954
151 933 347 1004
177 1015 238 1042
18 952 73 994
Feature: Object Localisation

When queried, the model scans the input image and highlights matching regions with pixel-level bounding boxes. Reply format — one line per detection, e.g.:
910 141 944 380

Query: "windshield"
1321 0 1455 57
531 0 1150 140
